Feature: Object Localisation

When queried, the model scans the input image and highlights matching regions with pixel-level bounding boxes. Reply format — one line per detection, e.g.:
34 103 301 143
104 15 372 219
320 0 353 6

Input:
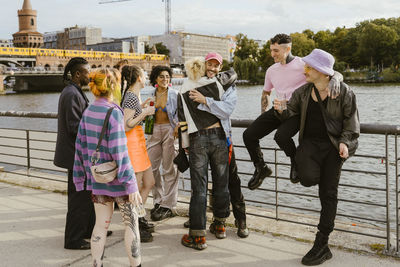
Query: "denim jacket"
197 84 237 145
148 86 179 129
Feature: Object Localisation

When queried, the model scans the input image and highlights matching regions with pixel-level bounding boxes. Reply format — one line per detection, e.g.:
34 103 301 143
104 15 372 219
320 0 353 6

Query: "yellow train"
0 47 166 61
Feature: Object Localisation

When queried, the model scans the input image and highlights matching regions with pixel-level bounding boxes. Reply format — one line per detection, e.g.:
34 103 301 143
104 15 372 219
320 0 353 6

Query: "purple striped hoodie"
73 98 138 197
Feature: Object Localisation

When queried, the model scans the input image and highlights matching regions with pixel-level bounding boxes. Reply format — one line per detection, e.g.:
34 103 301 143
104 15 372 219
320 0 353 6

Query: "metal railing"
0 111 399 257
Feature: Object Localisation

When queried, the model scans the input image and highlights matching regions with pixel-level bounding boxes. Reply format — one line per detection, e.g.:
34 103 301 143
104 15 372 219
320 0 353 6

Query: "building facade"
87 36 149 54
53 26 102 50
0 39 13 48
150 32 231 65
12 0 43 48
43 32 60 49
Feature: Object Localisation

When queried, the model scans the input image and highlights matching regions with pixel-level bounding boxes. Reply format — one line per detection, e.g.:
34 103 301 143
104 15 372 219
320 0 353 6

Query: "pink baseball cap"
205 52 223 64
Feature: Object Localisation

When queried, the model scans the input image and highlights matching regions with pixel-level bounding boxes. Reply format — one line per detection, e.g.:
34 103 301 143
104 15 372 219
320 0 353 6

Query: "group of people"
53 32 360 266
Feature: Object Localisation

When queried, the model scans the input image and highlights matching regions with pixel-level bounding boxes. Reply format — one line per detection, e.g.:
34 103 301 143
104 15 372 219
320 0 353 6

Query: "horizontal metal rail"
0 112 399 256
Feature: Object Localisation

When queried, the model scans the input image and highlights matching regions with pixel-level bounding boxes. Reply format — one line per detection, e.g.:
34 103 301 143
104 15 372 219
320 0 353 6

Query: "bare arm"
123 107 154 131
261 91 271 113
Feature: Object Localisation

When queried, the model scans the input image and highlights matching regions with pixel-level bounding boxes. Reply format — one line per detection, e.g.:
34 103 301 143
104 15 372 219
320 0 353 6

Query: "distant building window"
31 19 34 26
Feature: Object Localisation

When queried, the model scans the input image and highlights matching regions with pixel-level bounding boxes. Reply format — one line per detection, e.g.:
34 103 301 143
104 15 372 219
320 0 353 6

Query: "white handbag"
90 107 118 183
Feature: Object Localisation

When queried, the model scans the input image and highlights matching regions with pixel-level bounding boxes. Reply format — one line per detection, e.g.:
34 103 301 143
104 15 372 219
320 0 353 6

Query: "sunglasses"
304 65 315 72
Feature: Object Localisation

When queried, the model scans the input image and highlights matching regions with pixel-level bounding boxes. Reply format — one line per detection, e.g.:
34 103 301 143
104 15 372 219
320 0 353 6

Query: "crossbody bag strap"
96 107 114 153
178 127 183 150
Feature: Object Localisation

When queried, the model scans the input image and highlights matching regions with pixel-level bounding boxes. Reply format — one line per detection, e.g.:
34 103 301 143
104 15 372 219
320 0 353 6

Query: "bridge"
0 55 169 93
0 67 65 92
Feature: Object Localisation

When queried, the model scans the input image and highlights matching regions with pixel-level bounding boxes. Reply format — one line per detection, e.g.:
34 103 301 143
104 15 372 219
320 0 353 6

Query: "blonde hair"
184 57 205 81
89 68 114 97
109 68 122 104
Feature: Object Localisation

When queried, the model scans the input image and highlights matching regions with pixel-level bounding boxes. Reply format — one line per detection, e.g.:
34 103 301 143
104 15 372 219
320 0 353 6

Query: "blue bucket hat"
302 49 335 76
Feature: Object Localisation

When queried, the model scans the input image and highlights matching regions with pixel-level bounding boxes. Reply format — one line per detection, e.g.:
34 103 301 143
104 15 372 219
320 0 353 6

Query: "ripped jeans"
91 195 141 267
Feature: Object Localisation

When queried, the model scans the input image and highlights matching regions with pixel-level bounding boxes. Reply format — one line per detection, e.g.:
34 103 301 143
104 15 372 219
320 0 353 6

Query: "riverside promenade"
1 173 400 267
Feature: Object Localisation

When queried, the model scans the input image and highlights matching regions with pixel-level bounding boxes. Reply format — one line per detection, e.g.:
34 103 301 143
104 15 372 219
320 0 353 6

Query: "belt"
189 127 225 139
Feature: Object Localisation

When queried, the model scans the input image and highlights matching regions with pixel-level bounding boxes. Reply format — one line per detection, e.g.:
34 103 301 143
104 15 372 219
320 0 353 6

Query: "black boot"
235 219 249 238
139 217 154 233
150 203 160 215
183 219 190 228
248 161 272 190
301 232 332 266
139 224 153 243
290 157 300 184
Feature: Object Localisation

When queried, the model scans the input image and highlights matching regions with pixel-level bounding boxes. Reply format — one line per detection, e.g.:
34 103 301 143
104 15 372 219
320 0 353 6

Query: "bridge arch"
0 59 23 67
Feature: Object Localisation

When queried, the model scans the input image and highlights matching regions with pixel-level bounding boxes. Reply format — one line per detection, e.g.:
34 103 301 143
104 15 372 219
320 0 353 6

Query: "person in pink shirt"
243 33 341 189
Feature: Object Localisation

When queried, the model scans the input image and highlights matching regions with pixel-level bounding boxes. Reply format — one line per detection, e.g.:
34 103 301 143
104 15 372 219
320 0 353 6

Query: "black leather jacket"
281 82 360 156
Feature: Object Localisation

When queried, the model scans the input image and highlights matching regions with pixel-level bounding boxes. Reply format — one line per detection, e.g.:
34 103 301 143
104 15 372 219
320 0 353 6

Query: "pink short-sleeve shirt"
263 56 307 100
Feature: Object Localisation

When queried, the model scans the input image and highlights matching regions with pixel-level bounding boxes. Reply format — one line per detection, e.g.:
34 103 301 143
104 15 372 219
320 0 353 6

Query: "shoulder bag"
90 107 118 183
173 127 189 172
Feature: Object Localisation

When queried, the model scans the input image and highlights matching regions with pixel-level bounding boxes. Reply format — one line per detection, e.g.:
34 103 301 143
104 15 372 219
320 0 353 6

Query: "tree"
234 33 260 60
357 23 398 68
302 29 315 40
290 32 315 57
145 42 170 56
314 30 334 52
258 41 274 72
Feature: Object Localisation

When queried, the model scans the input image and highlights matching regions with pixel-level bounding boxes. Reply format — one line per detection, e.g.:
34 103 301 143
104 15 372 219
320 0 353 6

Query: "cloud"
1 0 400 41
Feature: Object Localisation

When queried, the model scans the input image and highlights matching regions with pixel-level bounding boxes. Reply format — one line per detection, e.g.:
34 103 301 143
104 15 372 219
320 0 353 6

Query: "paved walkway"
0 182 399 267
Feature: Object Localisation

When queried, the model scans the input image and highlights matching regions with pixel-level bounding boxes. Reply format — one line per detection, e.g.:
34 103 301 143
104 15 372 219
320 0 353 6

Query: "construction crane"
99 0 171 34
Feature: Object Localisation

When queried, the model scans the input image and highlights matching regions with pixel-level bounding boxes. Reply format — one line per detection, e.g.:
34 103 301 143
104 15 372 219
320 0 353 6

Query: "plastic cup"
276 92 287 111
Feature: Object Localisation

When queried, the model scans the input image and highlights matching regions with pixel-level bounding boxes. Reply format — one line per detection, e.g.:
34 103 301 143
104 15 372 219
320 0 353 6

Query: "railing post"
275 149 278 221
0 74 5 95
26 130 30 176
395 133 399 255
385 134 391 253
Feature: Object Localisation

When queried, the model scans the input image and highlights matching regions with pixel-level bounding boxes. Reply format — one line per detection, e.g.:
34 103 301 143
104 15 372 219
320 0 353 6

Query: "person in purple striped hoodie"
73 68 142 267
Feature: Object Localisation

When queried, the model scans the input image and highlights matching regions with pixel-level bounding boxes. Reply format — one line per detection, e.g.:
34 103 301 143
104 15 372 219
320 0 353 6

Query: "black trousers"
295 139 343 236
229 148 246 221
243 108 299 165
65 169 95 248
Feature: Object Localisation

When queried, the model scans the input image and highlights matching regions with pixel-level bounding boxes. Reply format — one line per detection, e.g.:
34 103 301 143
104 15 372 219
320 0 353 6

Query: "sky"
1 0 400 41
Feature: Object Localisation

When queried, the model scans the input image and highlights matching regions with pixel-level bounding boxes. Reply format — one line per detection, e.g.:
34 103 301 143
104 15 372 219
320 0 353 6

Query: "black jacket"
54 83 89 169
282 82 360 156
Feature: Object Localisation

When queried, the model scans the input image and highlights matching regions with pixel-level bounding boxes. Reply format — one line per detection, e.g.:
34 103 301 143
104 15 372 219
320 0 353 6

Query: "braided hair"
149 65 172 87
63 57 89 82
120 65 143 105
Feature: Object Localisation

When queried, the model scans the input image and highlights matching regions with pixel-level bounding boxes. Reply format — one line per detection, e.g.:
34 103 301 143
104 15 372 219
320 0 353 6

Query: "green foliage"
357 23 398 67
234 33 260 60
258 41 274 72
381 67 400 82
221 59 231 72
290 32 315 57
334 61 348 73
144 42 170 56
154 42 170 56
230 17 400 84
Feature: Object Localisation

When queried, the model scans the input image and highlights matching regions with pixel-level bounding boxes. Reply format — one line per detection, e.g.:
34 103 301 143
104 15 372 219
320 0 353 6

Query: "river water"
0 84 399 228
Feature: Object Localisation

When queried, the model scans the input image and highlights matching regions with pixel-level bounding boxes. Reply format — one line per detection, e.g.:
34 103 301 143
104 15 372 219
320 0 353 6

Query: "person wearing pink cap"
243 34 343 190
179 52 241 250
275 48 359 266
182 52 250 239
